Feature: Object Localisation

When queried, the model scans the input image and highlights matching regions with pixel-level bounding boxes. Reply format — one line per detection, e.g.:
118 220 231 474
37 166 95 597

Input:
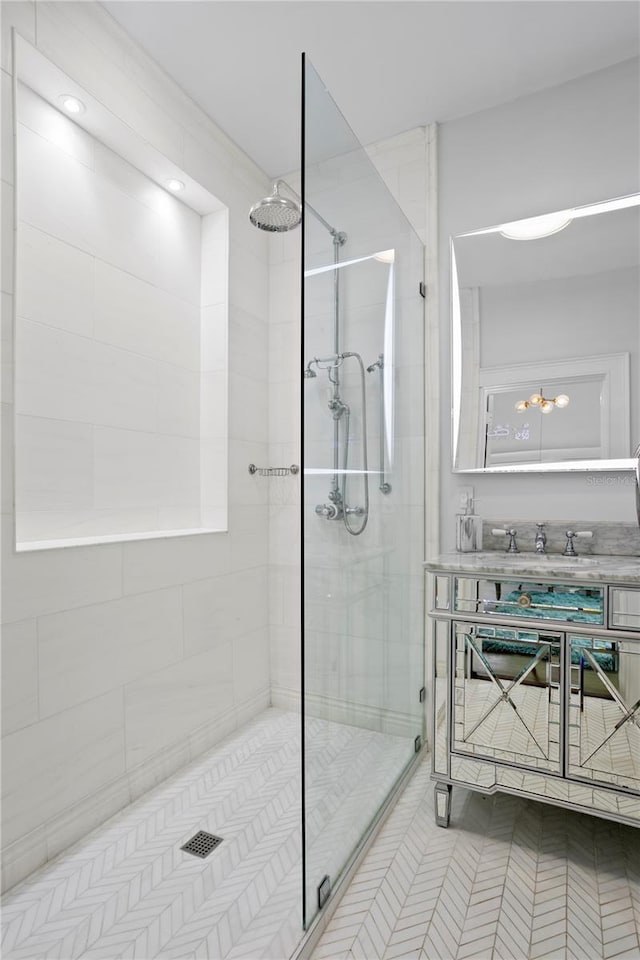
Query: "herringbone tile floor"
312 759 640 960
3 708 639 960
0 709 411 960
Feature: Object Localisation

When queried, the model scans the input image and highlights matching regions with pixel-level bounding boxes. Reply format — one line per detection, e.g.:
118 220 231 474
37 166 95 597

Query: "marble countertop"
424 551 640 584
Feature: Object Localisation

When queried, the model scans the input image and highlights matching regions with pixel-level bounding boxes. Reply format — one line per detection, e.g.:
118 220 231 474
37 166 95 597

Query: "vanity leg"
434 782 452 828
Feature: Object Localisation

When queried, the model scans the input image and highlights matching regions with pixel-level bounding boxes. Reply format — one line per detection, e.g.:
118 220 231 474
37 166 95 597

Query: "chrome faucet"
563 529 593 556
534 523 546 554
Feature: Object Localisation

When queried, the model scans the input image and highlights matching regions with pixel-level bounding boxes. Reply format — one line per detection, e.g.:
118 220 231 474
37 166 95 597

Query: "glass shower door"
301 55 425 928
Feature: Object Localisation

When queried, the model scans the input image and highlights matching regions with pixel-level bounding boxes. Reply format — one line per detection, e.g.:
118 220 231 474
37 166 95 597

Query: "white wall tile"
1 401 14 514
2 1 272 879
269 504 300 567
233 629 269 705
35 2 184 166
269 625 300 693
1 69 14 186
228 371 268 443
14 414 93 513
0 823 47 895
93 427 199 511
229 436 269 507
17 506 162 544
201 303 227 373
228 242 268 320
123 643 233 768
17 225 94 337
156 362 200 439
38 587 183 718
122 530 231 594
93 259 200 370
228 306 267 382
182 566 268 657
17 123 99 257
201 209 229 308
92 341 160 434
1 181 14 294
201 371 227 440
93 140 171 214
229 527 268 573
1 1 35 73
152 196 202 305
15 318 96 422
1 290 13 405
1 618 38 735
2 516 123 622
200 438 228 518
17 84 94 167
1 689 125 846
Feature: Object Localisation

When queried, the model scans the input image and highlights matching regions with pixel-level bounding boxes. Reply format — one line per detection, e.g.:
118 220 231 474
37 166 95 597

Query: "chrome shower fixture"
249 181 301 233
249 179 344 240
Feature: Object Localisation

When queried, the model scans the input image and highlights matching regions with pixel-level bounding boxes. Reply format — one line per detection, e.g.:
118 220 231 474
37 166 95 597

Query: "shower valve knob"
315 503 339 520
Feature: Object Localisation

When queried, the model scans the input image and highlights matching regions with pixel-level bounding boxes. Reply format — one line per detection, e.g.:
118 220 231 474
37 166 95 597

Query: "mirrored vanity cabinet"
425 553 640 829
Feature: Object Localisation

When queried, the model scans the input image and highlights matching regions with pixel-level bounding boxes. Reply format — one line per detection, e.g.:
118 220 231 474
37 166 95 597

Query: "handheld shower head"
249 182 301 233
303 360 318 379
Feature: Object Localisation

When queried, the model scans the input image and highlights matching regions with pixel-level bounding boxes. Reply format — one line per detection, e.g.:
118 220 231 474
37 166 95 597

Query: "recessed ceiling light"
165 178 185 193
59 95 85 115
498 211 572 241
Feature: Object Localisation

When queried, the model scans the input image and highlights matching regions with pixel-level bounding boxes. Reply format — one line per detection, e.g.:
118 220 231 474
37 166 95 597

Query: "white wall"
438 57 640 547
14 85 229 545
1 2 270 892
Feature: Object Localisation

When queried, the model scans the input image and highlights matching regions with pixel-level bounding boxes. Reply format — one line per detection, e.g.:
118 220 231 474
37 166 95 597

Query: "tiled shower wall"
0 2 271 892
14 85 229 545
268 129 431 718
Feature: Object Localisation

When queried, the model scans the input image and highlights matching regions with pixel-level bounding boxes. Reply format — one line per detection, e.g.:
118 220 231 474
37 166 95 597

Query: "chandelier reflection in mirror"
515 391 570 415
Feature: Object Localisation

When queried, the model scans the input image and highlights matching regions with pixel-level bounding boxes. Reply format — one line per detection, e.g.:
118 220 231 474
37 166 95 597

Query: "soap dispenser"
455 494 483 553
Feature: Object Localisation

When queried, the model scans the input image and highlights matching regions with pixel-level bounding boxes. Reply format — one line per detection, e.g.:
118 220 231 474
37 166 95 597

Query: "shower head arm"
273 179 344 242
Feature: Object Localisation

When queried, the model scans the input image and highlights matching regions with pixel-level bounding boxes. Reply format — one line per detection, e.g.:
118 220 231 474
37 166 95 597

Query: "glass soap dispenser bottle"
455 493 483 553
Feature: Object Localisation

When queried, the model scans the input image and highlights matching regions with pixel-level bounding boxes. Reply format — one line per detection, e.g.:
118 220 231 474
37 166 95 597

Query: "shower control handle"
315 503 341 520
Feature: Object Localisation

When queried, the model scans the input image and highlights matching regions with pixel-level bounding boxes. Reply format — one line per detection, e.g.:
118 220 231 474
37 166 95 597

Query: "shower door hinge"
414 735 422 753
419 282 426 299
317 875 331 910
419 686 426 703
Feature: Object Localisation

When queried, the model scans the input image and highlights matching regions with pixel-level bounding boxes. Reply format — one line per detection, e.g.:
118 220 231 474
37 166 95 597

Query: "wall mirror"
451 195 640 473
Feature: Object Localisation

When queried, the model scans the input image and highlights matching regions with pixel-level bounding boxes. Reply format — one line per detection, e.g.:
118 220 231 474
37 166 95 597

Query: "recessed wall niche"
13 41 228 550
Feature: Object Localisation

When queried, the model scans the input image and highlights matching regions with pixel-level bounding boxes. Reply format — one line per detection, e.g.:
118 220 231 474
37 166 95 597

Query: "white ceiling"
103 1 639 178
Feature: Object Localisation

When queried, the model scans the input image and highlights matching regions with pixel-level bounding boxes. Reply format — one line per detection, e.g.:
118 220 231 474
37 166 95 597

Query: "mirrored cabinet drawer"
609 588 640 632
453 577 605 626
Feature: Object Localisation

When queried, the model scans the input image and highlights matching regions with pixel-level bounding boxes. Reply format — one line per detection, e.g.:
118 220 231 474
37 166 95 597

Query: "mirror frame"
450 195 640 474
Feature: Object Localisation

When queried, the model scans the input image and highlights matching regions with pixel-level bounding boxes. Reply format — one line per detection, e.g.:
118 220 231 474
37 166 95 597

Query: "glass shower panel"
302 55 425 928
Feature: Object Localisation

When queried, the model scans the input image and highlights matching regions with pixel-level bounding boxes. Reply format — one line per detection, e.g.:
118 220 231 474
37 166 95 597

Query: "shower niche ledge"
12 37 229 550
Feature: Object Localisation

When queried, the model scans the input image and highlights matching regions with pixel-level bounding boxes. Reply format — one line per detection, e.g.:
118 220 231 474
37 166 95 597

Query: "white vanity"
425 551 640 829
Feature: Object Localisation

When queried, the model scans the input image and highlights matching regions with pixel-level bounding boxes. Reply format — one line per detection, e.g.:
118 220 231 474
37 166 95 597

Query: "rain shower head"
249 179 344 239
249 182 301 233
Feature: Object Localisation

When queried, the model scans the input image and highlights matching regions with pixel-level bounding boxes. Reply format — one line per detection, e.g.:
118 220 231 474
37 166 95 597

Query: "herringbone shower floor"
0 709 411 960
312 759 640 960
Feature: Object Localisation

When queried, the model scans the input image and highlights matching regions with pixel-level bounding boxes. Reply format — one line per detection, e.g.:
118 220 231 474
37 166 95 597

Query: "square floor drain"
181 831 223 858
